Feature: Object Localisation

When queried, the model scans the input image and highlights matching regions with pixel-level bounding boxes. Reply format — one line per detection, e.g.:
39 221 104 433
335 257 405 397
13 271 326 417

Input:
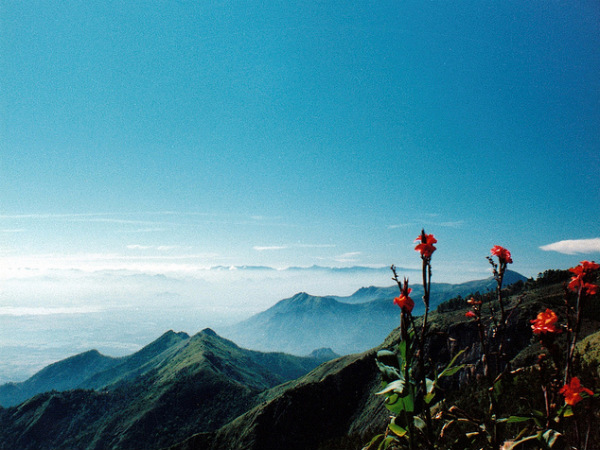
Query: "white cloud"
126 245 184 251
388 220 464 230
333 251 362 263
117 228 166 233
253 245 288 251
540 238 600 255
0 252 222 279
295 244 336 249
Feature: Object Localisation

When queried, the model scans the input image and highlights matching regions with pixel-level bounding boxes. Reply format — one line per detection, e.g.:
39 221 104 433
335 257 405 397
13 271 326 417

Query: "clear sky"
2 0 600 284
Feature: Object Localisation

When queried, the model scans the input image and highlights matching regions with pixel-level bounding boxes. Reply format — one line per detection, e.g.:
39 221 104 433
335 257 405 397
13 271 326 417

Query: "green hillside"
169 272 600 450
0 329 332 450
0 270 597 450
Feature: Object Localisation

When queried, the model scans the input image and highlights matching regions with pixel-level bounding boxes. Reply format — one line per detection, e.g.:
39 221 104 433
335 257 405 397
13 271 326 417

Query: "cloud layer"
540 238 600 255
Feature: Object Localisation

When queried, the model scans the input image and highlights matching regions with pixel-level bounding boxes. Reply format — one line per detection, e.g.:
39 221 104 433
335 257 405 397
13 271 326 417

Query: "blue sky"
1 0 599 285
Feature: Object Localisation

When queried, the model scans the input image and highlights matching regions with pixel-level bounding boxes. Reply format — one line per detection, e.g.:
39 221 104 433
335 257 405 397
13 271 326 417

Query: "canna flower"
490 245 513 264
559 377 594 406
415 230 437 258
530 308 561 334
568 261 599 295
584 282 598 296
580 260 600 272
394 278 415 313
465 311 477 318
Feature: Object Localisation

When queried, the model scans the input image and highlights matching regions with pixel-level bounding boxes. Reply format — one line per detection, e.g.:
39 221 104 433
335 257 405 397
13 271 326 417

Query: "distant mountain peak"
307 348 339 360
200 328 218 337
164 329 190 339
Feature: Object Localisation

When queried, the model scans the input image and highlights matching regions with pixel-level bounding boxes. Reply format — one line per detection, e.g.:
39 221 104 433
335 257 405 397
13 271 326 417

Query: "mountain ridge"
219 270 528 355
0 327 337 450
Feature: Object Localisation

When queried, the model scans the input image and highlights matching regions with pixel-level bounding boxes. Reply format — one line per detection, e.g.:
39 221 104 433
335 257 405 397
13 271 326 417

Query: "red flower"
568 274 584 292
559 377 594 406
580 260 600 271
530 308 561 334
394 279 415 313
415 231 437 258
465 311 477 318
568 261 599 295
490 245 513 264
584 282 598 296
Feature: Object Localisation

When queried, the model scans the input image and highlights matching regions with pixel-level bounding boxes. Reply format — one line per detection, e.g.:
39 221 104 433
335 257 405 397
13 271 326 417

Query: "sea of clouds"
0 265 404 383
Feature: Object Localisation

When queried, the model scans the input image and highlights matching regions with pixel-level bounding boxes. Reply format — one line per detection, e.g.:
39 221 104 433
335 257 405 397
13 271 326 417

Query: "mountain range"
4 270 586 450
0 269 592 450
219 270 527 355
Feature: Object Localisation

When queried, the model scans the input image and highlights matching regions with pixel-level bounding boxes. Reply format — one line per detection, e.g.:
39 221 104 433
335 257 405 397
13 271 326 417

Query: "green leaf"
424 391 436 405
376 350 400 372
377 349 396 358
426 378 435 394
440 364 464 378
377 349 397 361
362 434 384 450
384 390 415 415
389 419 408 438
379 436 398 450
538 429 565 449
398 340 408 364
438 349 466 379
507 434 540 449
413 416 427 430
376 361 401 381
497 416 532 424
376 379 406 396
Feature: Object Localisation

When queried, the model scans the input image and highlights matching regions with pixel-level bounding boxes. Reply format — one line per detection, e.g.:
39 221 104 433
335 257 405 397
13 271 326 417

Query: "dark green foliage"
436 295 467 313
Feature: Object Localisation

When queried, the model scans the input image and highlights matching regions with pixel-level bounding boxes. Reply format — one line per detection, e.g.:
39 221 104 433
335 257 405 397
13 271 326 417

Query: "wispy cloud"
388 224 411 229
295 244 336 249
252 243 335 251
0 212 174 227
0 211 302 230
127 245 153 250
388 219 464 230
540 238 600 255
126 245 183 251
333 251 362 263
0 229 25 233
0 252 223 279
253 246 288 251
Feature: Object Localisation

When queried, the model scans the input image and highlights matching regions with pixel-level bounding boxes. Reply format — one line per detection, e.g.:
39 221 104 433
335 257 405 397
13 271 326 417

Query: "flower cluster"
465 297 482 319
559 377 594 406
530 308 561 334
415 231 437 258
567 260 599 296
394 277 414 313
377 232 600 450
490 245 513 264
